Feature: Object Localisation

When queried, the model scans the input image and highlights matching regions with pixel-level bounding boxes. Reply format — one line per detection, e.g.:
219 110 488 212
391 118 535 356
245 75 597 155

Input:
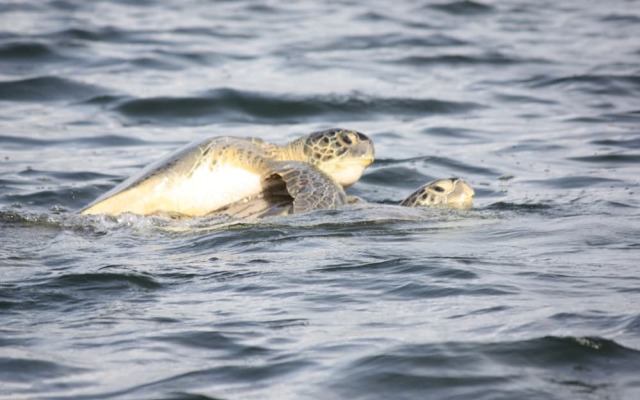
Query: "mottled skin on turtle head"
284 129 375 188
400 178 474 208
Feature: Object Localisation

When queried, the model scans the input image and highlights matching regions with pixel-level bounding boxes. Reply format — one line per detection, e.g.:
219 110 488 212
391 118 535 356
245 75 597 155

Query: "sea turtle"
80 129 375 217
216 177 475 220
399 177 474 208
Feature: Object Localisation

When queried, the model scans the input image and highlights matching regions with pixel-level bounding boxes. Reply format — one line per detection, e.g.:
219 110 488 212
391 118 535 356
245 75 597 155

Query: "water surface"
1 0 639 399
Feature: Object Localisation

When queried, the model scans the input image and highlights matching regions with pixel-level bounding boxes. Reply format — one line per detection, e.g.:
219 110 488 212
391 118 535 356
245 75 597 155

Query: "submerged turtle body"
80 129 375 217
218 177 475 220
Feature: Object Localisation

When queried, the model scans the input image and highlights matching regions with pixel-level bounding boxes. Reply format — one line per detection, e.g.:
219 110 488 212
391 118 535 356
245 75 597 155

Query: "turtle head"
401 178 475 208
300 129 375 187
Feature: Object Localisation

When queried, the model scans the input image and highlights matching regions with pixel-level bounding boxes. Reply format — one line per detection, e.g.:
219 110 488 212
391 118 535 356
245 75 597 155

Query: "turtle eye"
432 185 445 193
338 132 354 146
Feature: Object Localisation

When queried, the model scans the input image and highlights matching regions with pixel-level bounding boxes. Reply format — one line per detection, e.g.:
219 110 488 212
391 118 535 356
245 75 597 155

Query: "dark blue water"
1 1 640 399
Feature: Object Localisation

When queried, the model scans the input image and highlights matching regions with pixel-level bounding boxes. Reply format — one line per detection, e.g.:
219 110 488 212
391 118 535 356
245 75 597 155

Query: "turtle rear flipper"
267 161 348 214
215 184 292 219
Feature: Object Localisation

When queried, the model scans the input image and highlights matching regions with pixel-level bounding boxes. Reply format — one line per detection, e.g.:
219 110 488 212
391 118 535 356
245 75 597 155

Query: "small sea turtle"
399 177 474 208
217 177 475 219
81 129 375 217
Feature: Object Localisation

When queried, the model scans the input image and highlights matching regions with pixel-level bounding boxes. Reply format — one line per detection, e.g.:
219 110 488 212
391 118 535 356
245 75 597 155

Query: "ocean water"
1 0 640 399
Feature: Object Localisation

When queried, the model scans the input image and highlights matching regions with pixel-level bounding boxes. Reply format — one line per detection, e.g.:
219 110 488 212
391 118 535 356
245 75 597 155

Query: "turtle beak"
454 179 475 205
358 156 374 167
352 138 375 165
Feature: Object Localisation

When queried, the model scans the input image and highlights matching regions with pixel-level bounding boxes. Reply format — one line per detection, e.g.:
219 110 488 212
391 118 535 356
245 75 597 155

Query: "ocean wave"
386 281 515 299
590 137 640 149
113 89 483 124
300 33 468 52
0 133 151 148
391 52 542 66
0 41 63 62
51 272 162 290
0 357 88 383
427 1 495 15
530 74 640 96
150 330 269 354
52 27 128 42
0 76 109 102
569 154 640 164
328 336 640 399
524 175 624 189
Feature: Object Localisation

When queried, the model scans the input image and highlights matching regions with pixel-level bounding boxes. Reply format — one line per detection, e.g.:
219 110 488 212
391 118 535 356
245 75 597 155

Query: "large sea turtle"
80 129 375 217
216 177 475 220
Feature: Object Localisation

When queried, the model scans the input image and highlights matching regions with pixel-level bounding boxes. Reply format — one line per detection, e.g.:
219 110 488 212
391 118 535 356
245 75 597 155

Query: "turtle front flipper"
266 161 348 214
